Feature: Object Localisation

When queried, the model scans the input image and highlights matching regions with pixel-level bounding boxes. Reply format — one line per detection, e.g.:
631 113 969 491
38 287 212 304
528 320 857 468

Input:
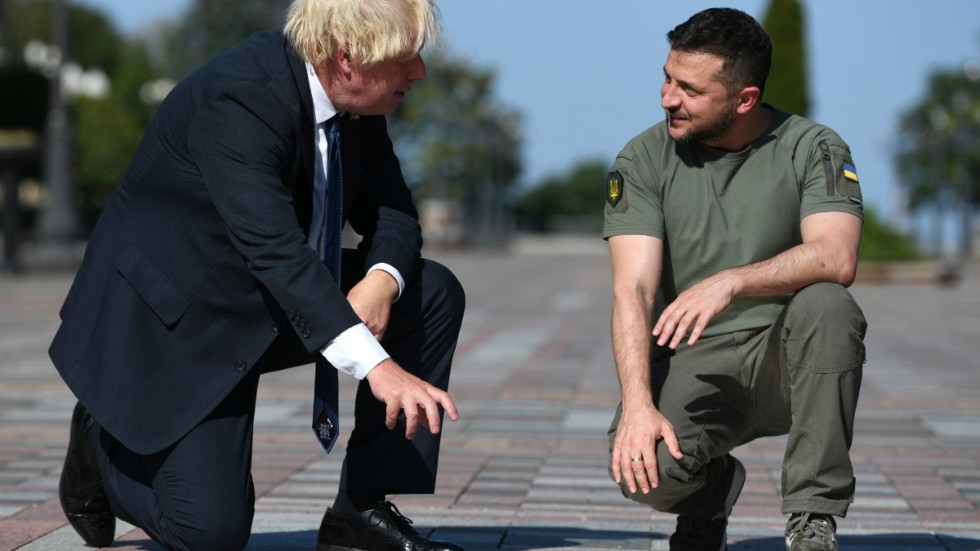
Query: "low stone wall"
855 260 960 285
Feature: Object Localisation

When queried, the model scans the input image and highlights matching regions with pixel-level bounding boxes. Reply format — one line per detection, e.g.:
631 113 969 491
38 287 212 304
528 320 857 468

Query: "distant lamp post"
36 0 81 246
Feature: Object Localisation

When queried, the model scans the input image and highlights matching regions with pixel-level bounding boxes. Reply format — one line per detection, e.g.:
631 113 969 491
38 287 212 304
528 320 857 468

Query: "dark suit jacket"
49 30 422 455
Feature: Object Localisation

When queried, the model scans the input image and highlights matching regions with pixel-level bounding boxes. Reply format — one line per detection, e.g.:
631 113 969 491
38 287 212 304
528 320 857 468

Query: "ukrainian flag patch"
843 162 859 183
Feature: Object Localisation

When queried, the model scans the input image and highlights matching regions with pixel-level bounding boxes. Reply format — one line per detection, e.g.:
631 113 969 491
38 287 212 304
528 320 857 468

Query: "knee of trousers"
421 259 466 321
785 283 866 332
610 442 714 514
783 283 867 367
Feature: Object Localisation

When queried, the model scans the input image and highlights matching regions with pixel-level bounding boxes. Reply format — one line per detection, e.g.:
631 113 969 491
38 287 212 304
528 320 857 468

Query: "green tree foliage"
761 0 809 116
73 95 144 225
1 0 122 131
110 41 165 125
1 0 121 75
387 50 523 245
164 0 290 78
0 0 166 231
515 160 607 233
73 40 162 219
894 65 979 257
859 207 920 262
389 51 522 196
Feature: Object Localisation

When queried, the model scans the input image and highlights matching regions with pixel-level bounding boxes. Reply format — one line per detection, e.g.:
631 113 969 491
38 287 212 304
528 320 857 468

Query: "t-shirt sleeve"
798 130 864 221
602 145 665 239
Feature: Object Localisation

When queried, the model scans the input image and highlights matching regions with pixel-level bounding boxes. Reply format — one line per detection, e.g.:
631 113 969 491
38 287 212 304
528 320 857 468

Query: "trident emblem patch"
606 170 624 207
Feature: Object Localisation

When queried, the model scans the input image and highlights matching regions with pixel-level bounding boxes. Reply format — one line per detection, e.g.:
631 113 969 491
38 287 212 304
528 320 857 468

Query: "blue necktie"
311 114 343 453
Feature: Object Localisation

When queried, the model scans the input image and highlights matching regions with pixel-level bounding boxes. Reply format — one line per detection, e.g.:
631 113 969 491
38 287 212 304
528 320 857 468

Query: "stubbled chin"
666 124 687 141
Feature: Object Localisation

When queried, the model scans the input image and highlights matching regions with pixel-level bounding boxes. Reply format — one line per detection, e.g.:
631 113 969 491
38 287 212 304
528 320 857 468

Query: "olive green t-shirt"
602 107 864 337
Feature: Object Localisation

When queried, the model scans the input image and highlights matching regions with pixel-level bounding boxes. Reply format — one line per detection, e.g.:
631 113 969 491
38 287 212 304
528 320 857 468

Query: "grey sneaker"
669 454 746 551
785 512 839 551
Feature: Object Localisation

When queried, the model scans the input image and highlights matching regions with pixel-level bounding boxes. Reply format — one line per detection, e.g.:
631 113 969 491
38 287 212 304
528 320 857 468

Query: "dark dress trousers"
49 30 464 550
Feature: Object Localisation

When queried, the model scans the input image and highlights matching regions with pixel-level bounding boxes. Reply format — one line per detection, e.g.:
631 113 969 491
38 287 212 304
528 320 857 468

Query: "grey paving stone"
464 327 553 365
0 504 25 516
923 415 980 439
0 491 55 502
563 408 616 432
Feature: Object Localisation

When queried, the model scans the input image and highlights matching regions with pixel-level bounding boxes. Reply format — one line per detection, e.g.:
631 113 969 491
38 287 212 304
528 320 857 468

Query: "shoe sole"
60 403 115 548
724 456 747 518
717 456 747 551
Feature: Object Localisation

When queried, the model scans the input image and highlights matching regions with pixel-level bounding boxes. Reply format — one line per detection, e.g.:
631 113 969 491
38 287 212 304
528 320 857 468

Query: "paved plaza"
1 236 979 550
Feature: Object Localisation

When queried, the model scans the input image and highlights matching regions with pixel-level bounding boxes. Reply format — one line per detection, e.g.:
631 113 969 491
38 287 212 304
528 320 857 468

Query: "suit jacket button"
235 360 247 372
303 330 311 338
270 322 280 333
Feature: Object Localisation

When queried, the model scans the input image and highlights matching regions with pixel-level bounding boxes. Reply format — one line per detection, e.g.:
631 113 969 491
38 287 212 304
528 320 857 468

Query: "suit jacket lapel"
282 34 317 227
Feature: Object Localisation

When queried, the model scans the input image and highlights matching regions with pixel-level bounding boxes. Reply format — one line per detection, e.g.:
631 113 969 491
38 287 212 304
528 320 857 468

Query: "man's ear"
334 48 353 77
736 86 762 114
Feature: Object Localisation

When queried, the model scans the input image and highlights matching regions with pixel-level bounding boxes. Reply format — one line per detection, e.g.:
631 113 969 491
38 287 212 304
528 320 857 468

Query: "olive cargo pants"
608 283 867 517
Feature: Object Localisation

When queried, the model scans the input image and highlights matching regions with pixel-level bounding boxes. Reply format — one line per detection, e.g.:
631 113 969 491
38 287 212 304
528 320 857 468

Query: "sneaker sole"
718 455 747 551
724 455 747 518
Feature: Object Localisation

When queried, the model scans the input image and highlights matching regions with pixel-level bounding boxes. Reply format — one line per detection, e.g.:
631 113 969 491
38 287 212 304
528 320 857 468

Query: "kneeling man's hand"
366 359 459 439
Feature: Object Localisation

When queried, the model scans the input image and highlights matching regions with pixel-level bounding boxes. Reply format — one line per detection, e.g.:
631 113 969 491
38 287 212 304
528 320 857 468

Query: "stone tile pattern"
2 244 979 550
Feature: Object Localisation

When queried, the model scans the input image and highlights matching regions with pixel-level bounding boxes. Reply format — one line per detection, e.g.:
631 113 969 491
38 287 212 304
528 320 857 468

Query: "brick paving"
1 236 979 550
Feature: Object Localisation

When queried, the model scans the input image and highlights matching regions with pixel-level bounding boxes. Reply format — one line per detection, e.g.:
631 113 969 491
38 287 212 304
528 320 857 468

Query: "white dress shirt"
305 62 405 380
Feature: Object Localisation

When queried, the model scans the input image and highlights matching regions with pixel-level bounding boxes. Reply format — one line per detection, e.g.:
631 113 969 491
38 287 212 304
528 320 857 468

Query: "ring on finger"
630 456 642 462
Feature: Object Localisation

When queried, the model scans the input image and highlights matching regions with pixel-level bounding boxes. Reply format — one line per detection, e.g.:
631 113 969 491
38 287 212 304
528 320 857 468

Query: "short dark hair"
667 8 772 98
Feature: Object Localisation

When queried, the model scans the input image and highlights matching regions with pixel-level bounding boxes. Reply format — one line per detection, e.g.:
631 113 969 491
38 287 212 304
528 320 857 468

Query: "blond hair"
285 0 439 67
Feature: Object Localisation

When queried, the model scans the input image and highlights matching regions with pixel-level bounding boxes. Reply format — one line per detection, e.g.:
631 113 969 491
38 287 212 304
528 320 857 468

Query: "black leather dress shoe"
59 402 115 547
317 500 464 551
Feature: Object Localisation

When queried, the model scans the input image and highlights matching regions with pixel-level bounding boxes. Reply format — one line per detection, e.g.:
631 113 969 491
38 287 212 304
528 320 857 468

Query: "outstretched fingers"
367 359 460 440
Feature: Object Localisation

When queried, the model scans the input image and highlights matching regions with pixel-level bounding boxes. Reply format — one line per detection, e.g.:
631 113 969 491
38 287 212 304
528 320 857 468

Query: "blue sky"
77 0 980 225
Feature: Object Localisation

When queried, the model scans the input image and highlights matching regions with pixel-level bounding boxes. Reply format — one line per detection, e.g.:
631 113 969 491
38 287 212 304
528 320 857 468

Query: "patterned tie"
311 113 343 453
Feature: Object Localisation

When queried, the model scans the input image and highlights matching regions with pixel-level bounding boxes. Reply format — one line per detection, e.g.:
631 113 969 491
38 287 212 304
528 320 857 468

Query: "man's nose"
409 54 426 81
661 84 679 110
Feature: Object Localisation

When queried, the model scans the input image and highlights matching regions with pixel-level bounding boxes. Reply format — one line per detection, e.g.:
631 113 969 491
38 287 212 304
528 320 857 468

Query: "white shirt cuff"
321 323 389 379
367 263 404 301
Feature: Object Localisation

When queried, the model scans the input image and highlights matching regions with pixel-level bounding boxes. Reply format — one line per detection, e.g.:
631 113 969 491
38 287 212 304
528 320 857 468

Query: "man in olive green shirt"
603 8 866 551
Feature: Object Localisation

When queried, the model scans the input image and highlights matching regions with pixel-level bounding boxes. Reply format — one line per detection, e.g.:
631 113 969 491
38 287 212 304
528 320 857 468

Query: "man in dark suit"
50 1 467 549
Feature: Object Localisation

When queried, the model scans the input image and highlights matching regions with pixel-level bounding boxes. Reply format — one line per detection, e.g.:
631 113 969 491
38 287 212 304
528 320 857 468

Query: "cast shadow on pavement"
118 529 980 550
